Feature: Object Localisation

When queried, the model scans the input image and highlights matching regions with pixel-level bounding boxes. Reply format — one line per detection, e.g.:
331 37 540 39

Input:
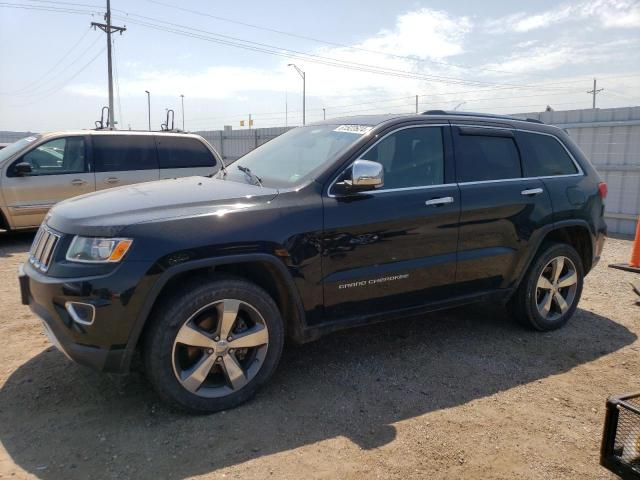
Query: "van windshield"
0 135 41 164
220 125 372 188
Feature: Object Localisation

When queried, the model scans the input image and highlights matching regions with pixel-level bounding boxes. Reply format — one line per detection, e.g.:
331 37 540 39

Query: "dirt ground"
0 233 638 479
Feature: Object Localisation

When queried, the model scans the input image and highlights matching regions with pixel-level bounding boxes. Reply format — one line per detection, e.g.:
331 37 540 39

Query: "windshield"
0 135 41 164
221 125 372 188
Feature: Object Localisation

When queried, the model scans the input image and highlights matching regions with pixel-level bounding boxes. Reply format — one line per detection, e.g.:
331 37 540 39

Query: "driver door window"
360 126 445 189
3 136 95 229
15 137 87 176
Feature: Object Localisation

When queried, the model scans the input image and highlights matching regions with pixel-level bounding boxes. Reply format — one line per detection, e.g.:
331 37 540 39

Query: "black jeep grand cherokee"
19 111 607 412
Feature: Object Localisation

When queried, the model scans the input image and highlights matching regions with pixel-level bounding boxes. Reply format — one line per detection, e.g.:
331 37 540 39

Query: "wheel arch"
121 253 307 373
541 221 594 274
0 207 10 231
513 220 595 293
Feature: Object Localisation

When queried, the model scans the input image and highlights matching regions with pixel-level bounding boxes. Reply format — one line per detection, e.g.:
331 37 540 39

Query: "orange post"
631 217 640 268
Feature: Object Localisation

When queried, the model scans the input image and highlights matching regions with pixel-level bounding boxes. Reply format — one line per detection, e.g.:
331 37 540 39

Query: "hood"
46 176 278 236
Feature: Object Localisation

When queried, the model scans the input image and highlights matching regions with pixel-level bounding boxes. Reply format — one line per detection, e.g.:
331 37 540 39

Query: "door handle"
105 177 120 185
71 179 86 186
521 188 543 196
425 196 454 206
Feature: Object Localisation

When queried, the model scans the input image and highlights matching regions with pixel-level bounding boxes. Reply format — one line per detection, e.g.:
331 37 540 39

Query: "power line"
9 46 106 107
6 33 102 98
0 26 92 95
141 0 555 79
0 1 99 15
112 37 123 127
112 13 553 90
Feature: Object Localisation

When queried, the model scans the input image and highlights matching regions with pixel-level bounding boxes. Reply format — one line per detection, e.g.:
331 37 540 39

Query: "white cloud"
485 0 640 33
482 38 638 75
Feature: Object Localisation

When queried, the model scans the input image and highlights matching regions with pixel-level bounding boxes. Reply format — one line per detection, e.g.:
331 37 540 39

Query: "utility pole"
92 0 126 129
145 90 151 130
288 64 305 125
587 78 603 109
415 95 418 113
180 94 185 131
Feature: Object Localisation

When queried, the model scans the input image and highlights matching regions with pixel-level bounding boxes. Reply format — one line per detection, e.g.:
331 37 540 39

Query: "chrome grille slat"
29 226 60 272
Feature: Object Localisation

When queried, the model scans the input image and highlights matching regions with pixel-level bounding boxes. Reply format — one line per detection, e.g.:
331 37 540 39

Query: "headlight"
66 236 133 263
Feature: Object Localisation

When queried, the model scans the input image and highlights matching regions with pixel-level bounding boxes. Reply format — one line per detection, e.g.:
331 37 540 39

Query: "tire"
143 275 284 413
508 242 584 331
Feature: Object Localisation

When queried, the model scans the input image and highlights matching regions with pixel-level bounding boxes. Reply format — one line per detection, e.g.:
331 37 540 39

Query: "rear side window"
156 136 216 169
93 135 158 172
455 129 521 182
517 131 578 177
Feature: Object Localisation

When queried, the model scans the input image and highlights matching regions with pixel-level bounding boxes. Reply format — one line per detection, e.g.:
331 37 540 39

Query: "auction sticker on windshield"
333 125 373 135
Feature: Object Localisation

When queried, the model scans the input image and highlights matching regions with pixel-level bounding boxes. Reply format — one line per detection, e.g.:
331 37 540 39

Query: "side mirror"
341 160 384 193
14 162 32 176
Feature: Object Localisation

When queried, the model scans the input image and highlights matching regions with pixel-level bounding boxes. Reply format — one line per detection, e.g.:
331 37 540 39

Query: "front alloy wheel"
172 299 269 398
144 277 284 413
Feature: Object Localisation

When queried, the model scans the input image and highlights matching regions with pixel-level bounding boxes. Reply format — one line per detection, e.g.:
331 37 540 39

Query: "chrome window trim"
325 123 585 198
327 123 448 198
450 124 585 180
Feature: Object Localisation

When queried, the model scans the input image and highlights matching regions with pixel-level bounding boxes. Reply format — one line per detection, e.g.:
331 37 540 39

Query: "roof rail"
421 110 544 124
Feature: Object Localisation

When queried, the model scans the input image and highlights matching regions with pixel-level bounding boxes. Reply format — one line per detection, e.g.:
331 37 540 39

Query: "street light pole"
288 64 305 125
180 94 185 131
145 90 151 130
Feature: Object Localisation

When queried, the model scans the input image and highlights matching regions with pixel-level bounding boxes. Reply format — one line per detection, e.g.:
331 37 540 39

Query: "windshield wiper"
237 165 263 186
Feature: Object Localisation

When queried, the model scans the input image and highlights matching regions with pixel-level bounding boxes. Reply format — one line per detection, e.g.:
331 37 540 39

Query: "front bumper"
19 260 155 373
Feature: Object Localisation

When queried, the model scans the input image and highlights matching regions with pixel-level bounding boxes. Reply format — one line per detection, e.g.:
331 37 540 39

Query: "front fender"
119 253 307 373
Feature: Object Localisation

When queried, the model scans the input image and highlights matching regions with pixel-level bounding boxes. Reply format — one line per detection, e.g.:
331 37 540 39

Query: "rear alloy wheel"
508 242 584 331
534 256 578 322
144 277 283 413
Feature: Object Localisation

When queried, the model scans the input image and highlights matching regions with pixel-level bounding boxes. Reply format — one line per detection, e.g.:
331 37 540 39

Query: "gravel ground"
0 233 638 479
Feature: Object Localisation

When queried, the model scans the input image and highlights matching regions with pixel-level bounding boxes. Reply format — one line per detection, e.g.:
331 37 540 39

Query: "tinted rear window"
156 136 216 169
455 129 522 182
93 135 158 172
517 131 578 177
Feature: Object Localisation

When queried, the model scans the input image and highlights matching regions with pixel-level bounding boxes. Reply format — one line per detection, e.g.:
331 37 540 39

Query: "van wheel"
143 276 284 413
508 242 584 331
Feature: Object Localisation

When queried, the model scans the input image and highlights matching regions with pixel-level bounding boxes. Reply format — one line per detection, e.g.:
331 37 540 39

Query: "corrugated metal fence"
196 127 292 163
197 106 640 235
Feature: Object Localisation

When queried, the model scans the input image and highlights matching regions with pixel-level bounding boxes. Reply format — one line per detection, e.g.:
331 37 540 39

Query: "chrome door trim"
425 196 454 206
521 188 544 196
9 203 55 210
325 122 586 198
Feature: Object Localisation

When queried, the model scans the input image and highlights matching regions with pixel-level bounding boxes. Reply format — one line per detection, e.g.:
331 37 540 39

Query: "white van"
0 130 221 230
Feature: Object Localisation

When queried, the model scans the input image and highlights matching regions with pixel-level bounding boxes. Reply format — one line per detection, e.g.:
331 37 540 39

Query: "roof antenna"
95 106 110 129
161 109 175 131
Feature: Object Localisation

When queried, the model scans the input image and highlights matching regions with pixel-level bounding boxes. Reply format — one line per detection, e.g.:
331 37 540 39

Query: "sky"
0 0 639 132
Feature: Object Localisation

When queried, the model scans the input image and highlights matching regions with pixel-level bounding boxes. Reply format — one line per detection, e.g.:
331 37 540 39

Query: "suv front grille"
29 226 61 272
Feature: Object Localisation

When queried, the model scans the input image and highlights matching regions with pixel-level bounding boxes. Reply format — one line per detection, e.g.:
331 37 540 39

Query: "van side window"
11 137 86 177
360 126 444 189
517 131 578 177
157 137 217 169
455 129 521 182
93 135 158 172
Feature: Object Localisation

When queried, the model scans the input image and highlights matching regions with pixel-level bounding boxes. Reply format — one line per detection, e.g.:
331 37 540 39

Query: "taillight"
598 182 608 199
